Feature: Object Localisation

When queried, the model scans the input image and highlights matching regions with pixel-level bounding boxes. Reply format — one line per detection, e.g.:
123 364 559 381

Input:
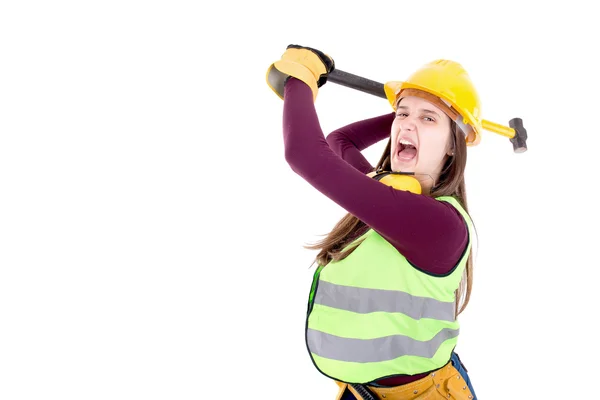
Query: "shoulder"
435 195 464 210
435 195 474 229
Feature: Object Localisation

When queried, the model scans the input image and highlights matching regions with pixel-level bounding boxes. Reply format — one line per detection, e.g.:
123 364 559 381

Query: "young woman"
266 45 481 400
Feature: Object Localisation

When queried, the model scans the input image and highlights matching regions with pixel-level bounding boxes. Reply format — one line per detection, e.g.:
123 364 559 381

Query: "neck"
417 174 437 195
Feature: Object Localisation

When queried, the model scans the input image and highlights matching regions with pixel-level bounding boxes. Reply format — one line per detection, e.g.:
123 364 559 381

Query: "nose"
400 119 416 132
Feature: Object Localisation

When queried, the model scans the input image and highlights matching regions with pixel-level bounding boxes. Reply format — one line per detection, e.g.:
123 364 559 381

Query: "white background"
1 1 599 399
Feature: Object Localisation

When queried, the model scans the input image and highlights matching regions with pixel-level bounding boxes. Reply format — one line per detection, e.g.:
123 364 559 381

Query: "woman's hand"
266 44 335 101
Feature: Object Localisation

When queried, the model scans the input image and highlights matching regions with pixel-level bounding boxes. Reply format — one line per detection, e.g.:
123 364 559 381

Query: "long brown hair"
304 121 476 316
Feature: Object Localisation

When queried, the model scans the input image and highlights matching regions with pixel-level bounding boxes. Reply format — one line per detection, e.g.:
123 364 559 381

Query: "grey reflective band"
307 327 459 363
314 280 455 322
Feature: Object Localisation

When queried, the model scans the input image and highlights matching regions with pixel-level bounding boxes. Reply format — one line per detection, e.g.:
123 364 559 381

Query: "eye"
422 116 435 122
396 112 408 118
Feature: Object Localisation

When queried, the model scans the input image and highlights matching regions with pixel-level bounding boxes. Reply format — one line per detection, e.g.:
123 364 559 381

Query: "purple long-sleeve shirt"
283 78 468 386
283 78 468 275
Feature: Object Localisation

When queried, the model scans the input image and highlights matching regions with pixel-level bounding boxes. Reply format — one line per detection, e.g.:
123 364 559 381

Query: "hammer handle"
327 69 387 99
327 68 528 153
481 119 515 138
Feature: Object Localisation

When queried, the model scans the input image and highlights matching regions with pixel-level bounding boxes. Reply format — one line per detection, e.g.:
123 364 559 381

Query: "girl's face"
390 96 454 190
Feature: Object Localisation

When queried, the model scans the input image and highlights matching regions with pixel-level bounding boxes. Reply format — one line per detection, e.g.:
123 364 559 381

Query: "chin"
392 159 417 173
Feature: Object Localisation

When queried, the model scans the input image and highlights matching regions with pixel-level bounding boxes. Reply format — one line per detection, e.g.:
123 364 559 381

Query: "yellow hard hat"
384 59 483 146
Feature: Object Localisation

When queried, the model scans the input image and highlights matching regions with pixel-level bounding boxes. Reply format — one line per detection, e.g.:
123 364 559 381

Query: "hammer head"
509 118 528 153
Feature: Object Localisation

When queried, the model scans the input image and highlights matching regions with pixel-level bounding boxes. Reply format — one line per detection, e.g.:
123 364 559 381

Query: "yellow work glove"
266 44 335 101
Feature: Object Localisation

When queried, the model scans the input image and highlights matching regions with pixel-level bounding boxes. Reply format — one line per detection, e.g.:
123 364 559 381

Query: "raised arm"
283 78 467 275
325 112 395 174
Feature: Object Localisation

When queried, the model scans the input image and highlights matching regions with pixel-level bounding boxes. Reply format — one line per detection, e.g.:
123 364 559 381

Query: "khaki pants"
334 361 474 400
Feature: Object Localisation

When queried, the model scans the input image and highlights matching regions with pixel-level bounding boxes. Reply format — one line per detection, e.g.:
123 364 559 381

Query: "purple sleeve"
282 78 468 275
325 112 395 174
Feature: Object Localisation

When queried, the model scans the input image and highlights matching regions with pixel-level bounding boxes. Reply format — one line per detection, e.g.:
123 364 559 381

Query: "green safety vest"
305 196 475 384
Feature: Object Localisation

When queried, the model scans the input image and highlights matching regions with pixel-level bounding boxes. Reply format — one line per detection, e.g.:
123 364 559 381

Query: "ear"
446 139 456 156
445 124 458 157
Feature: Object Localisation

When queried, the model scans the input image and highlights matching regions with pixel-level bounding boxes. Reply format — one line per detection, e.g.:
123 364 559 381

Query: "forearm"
326 112 395 174
282 78 467 274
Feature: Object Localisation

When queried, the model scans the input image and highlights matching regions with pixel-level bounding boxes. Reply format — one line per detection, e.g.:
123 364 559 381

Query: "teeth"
399 139 415 146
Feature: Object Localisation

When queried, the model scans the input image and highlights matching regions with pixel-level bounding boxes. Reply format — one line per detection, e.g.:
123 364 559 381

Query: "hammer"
327 69 528 153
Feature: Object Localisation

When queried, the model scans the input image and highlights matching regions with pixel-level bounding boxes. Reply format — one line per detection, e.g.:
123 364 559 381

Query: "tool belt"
334 361 474 400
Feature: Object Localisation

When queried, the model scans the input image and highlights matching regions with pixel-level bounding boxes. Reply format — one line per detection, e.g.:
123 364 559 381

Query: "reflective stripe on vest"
313 280 456 322
305 196 474 384
307 326 459 362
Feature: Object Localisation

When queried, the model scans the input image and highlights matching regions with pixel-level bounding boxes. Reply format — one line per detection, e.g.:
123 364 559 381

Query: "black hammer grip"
328 69 387 99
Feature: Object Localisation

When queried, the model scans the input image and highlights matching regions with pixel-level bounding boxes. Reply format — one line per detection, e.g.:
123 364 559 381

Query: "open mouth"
397 138 417 161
